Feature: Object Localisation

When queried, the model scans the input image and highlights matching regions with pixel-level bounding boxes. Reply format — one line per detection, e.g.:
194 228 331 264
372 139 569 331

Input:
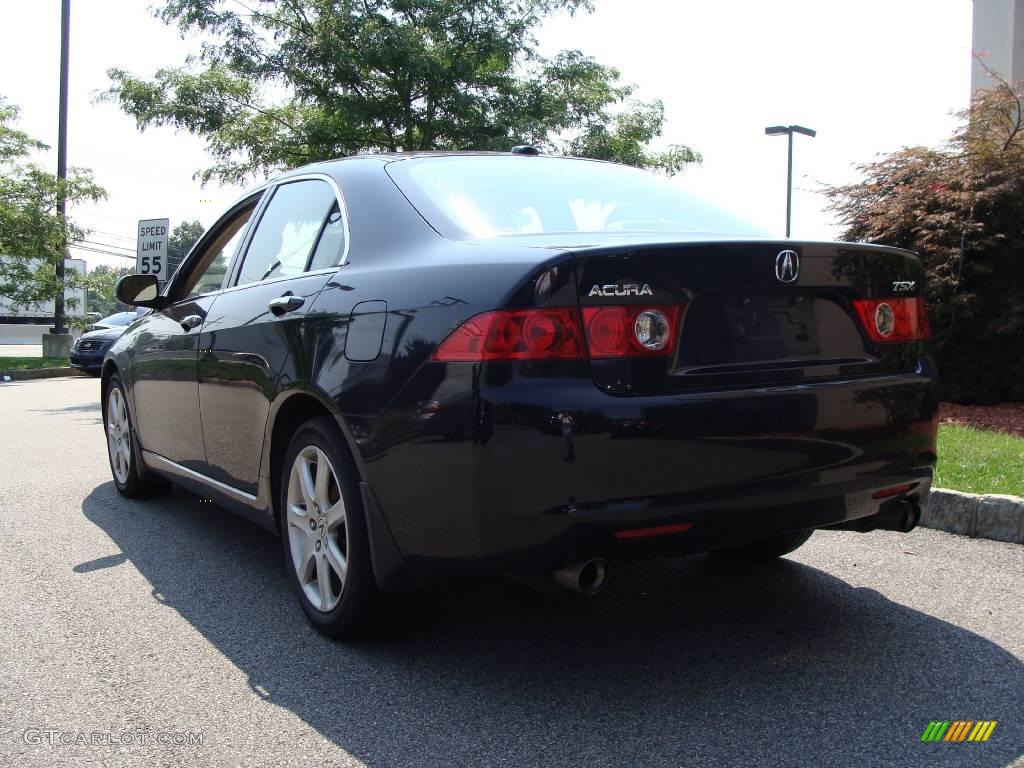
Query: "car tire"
279 416 407 639
712 528 814 563
103 374 170 498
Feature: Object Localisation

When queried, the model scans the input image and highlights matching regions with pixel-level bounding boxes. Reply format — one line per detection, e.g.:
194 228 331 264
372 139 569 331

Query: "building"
972 0 1024 92
0 256 87 344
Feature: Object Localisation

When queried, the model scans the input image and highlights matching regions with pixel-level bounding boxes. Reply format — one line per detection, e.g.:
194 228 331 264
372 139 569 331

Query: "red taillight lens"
851 297 930 343
582 305 681 358
434 304 683 361
916 297 931 338
433 307 585 361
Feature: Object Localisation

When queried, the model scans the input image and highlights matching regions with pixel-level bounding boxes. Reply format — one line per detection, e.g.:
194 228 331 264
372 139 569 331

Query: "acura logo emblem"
775 250 799 283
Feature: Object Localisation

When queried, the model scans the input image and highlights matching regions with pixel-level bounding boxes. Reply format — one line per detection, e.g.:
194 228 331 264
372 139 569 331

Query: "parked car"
89 311 137 332
71 326 128 376
102 152 938 639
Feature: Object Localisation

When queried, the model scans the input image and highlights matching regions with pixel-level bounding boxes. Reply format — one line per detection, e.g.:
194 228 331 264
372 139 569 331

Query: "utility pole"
54 0 71 337
764 124 816 238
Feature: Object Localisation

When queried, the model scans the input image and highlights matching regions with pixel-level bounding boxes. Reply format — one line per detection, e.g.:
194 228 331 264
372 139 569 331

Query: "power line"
81 239 135 254
72 246 134 259
87 229 136 243
70 245 136 260
82 235 134 248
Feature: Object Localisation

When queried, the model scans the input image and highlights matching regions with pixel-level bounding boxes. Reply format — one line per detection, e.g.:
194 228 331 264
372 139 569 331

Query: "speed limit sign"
137 218 170 281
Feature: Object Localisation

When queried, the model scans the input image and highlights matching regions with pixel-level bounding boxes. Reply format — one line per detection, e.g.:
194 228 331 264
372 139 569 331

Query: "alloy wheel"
106 387 131 484
285 446 348 612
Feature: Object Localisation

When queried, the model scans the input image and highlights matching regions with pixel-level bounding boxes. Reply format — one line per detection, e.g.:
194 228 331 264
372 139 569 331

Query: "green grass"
935 424 1024 496
0 357 70 371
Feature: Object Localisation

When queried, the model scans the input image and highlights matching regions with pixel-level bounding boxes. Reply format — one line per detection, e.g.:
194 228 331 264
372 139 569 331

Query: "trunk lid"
571 239 926 395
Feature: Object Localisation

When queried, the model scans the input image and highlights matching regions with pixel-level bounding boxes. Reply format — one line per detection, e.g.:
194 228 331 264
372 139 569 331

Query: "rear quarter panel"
275 158 581 480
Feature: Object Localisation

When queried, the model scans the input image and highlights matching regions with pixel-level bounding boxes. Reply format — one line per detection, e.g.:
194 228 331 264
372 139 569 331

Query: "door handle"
180 314 203 332
268 294 305 317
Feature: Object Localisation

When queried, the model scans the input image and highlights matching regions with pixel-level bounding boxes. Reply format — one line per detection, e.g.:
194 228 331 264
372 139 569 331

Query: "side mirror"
115 274 165 308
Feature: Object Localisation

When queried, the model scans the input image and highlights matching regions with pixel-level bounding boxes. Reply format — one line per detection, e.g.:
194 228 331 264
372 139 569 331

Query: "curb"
0 367 87 382
922 488 1024 544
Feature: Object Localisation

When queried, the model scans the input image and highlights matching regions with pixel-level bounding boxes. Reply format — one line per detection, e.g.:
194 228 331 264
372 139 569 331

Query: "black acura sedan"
104 152 937 638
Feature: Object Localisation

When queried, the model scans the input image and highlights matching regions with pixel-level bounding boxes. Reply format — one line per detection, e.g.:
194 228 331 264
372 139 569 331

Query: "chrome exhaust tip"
898 501 922 533
829 498 922 533
553 558 609 594
873 498 921 532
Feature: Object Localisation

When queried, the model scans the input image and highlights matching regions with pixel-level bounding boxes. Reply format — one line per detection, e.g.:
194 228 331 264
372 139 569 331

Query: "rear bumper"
361 359 938 579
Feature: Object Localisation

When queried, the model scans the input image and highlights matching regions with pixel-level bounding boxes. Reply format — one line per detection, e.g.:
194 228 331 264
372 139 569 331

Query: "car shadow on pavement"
31 402 101 414
81 483 1023 768
31 402 103 426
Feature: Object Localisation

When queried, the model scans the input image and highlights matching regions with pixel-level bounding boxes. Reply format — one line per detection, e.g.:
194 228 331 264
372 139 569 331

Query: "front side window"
235 180 339 287
181 202 257 300
387 156 765 239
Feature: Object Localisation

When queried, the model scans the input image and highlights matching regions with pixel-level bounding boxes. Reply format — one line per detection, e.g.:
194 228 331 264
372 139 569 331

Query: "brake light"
434 304 683 361
852 297 930 343
433 307 585 361
582 305 681 358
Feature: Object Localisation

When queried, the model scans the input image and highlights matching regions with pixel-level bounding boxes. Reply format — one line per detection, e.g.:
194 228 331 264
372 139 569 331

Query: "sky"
1 0 975 271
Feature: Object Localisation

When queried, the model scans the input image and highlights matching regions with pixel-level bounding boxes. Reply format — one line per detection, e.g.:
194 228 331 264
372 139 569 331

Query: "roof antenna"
510 145 540 156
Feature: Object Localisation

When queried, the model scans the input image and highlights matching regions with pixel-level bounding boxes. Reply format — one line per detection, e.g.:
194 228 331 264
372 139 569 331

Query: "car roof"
229 151 606 213
271 151 608 180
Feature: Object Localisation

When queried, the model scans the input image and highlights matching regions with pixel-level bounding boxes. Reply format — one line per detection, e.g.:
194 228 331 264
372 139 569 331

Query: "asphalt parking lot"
0 376 1021 767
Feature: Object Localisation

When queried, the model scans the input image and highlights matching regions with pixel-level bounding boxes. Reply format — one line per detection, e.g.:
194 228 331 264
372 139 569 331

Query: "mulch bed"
939 402 1024 438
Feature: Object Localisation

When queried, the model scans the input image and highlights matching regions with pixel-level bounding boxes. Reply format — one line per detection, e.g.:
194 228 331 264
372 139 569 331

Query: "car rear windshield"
386 155 763 239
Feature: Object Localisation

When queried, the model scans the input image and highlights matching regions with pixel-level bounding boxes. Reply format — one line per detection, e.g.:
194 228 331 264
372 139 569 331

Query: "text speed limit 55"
137 218 170 282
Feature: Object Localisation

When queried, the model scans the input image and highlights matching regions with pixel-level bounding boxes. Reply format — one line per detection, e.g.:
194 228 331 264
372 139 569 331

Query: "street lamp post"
54 0 71 338
39 0 74 359
765 124 816 238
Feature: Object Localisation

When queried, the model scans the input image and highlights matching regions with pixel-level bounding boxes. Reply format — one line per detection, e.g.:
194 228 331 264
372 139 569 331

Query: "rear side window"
235 179 340 287
309 203 346 271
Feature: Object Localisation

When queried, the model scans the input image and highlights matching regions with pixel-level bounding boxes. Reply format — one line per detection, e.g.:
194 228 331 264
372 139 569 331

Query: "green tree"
825 68 1024 403
84 264 133 316
568 100 700 174
167 219 206 276
0 98 106 317
105 0 699 185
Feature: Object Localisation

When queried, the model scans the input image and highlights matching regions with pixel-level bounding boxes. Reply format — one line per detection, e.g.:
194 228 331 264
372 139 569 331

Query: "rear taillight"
433 304 683 362
852 297 930 343
433 307 585 361
582 305 681 358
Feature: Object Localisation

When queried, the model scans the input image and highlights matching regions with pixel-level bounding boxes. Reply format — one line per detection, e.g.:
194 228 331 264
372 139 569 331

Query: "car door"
197 176 348 494
130 195 261 471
